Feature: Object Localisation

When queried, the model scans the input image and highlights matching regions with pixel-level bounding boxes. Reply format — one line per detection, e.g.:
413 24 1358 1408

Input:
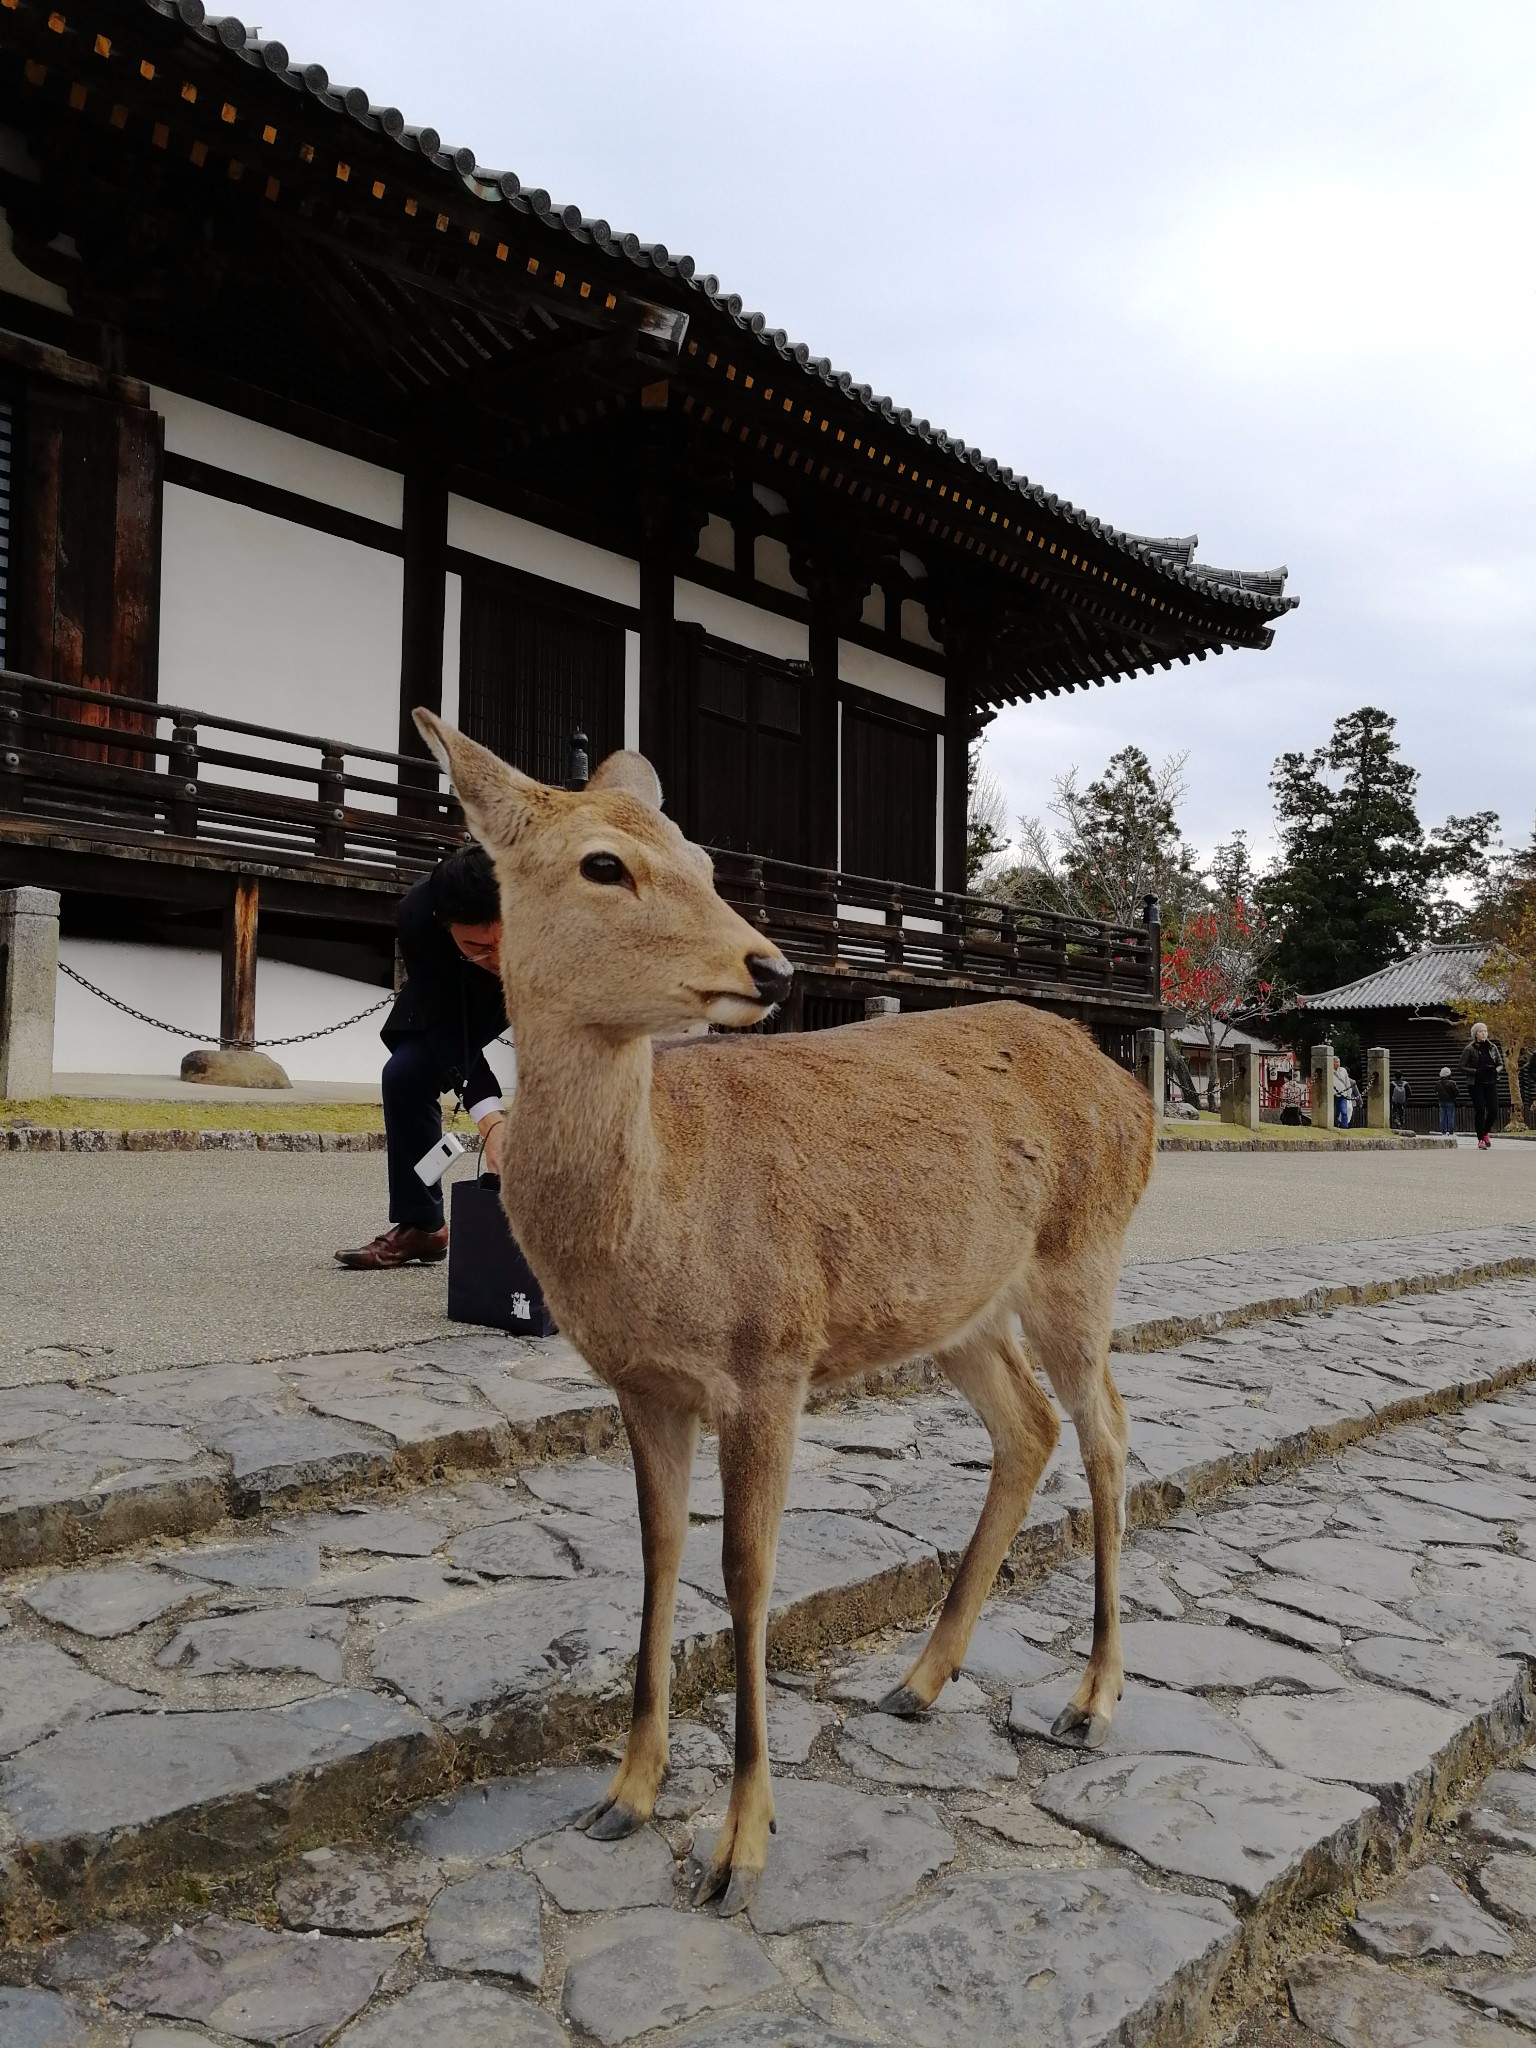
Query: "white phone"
414 1132 466 1188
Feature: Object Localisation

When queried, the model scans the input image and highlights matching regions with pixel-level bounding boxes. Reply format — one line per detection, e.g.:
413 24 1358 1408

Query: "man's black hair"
429 844 501 927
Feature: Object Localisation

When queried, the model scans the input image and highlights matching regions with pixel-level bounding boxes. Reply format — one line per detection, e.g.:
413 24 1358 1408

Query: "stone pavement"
7 1292 1536 2041
4 1224 1536 1577
6 1143 1536 1382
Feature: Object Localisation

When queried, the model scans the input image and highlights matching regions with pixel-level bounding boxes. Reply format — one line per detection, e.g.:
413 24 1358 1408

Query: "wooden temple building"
0 0 1296 1055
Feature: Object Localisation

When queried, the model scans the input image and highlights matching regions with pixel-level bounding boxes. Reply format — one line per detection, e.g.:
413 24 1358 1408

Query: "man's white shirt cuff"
467 1097 503 1125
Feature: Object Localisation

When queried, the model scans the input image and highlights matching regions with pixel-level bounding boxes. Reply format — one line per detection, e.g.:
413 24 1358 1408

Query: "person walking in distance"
1459 1022 1506 1151
1437 1065 1459 1138
336 846 509 1267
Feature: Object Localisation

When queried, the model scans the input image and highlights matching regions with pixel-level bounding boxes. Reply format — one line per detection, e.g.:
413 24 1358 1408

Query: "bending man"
336 846 507 1268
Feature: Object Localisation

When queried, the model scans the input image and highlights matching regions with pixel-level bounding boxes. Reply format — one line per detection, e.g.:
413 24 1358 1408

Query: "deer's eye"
580 851 632 889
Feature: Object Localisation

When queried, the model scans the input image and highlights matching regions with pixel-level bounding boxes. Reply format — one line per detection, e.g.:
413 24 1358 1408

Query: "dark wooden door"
841 698 938 887
459 576 624 786
688 638 808 862
17 382 163 758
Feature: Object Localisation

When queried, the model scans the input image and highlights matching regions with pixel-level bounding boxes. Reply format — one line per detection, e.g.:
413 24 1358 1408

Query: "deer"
414 710 1155 1916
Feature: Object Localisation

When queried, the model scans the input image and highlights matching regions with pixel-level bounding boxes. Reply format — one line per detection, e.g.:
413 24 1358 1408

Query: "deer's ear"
413 709 541 851
587 749 663 812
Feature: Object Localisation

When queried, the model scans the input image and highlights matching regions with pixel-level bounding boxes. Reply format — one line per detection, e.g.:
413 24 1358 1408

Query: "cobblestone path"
4 1226 1536 2043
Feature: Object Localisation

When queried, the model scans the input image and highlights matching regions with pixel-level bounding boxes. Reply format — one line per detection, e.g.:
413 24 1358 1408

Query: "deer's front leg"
694 1389 799 1916
581 1392 698 1840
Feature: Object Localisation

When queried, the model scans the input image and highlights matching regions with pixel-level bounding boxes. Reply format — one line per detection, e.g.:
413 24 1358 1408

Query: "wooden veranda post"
221 876 260 1051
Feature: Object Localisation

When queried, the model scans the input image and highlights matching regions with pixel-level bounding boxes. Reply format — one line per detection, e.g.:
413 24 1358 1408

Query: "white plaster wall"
673 580 809 663
441 573 463 728
448 496 639 608
837 640 946 717
53 938 517 1091
623 630 641 750
153 389 403 527
158 486 404 800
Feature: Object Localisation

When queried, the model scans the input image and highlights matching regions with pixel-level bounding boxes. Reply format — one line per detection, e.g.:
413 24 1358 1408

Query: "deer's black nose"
748 953 794 1003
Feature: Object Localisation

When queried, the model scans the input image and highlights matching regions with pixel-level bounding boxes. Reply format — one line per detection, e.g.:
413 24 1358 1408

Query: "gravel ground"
2 1141 1534 1385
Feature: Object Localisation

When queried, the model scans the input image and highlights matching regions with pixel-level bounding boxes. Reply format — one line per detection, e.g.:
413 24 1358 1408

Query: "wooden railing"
710 848 1156 1002
0 670 461 878
0 671 1158 1005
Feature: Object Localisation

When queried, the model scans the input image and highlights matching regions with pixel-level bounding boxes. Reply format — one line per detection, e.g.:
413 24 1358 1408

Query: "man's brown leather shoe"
335 1223 449 1269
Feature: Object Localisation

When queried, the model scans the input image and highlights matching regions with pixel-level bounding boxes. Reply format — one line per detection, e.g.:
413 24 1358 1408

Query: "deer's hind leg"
580 1391 698 1840
1019 1257 1129 1748
881 1317 1060 1716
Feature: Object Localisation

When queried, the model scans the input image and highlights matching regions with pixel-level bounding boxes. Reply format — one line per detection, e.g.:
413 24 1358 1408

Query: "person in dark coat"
1437 1065 1459 1137
336 846 509 1268
1459 1022 1506 1151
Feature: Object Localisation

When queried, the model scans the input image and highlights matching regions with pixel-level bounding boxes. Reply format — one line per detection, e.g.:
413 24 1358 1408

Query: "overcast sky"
259 0 1535 869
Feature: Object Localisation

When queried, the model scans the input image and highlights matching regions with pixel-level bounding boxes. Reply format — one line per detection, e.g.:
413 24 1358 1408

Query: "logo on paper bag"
511 1291 531 1321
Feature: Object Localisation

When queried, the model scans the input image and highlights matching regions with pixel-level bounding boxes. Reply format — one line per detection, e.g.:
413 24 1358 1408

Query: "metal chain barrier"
57 961 392 1049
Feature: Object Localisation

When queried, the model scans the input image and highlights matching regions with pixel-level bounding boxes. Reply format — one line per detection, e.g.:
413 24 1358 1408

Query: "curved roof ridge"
153 3 1294 615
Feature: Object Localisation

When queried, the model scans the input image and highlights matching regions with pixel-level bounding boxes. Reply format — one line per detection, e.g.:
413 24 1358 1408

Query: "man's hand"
477 1111 505 1175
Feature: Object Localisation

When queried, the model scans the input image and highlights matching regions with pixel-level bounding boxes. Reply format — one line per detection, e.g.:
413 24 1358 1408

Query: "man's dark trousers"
1473 1080 1499 1144
383 1035 457 1231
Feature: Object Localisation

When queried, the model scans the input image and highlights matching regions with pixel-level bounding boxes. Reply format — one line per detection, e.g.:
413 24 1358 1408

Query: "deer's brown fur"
416 711 1155 1914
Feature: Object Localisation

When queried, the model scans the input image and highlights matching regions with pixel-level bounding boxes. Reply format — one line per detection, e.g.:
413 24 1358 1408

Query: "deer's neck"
503 1018 659 1251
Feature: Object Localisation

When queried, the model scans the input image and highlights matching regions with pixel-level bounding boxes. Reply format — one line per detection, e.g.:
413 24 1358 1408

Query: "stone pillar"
1134 1027 1165 1119
1310 1043 1335 1130
865 996 900 1019
1223 1045 1261 1130
1366 1047 1390 1129
0 886 61 1099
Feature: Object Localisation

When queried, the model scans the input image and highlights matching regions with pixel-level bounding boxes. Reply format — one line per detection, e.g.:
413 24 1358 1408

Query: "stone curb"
7 1278 1536 1929
3 1126 388 1151
1157 1132 1455 1151
5 1233 1535 1577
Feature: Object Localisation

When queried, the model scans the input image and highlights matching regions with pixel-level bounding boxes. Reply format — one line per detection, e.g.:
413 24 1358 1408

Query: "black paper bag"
447 1174 557 1336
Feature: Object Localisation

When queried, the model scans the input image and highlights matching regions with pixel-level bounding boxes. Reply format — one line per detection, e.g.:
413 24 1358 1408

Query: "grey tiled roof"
1306 945 1489 1013
140 0 1294 622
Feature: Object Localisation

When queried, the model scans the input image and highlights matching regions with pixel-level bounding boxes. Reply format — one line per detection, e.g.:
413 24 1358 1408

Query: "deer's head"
415 711 792 1039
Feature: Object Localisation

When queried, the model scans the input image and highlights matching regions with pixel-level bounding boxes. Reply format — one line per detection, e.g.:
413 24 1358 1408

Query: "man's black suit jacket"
381 875 508 1107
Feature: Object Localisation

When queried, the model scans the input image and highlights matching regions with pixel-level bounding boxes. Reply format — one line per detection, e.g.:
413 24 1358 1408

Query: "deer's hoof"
691 1860 729 1909
1050 1700 1114 1749
877 1684 931 1719
580 1798 645 1841
718 1865 761 1918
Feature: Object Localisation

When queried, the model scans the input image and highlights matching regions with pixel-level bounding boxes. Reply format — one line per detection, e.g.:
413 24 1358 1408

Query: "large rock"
561 1906 780 2045
1408 1553 1536 1659
424 1869 544 1986
206 1418 393 1504
1471 1771 1536 1853
39 1921 150 1988
1 1690 426 1851
19 1564 196 1638
0 1640 148 1757
726 1778 954 1935
1345 1635 1524 1716
836 1710 1019 1791
155 1607 348 1683
402 1764 608 1860
180 1048 291 1088
114 1917 398 2047
1009 1676 1264 1764
1249 1575 1434 1640
0 1986 88 2046
173 1538 320 1590
370 1578 726 1724
1352 1864 1512 1960
1288 1951 1522 2046
304 1510 447 1558
523 1825 677 1912
1036 1753 1377 1903
816 1868 1237 2048
1110 1619 1347 1694
1233 1685 1462 1805
1456 1971 1536 2030
962 1605 1070 1685
1478 1852 1536 1925
332 1980 566 2048
1260 1538 1419 1604
276 1849 443 1934
446 1520 577 1580
825 1639 986 1713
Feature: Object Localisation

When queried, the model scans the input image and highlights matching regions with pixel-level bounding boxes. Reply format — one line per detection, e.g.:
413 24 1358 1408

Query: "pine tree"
1261 707 1496 994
